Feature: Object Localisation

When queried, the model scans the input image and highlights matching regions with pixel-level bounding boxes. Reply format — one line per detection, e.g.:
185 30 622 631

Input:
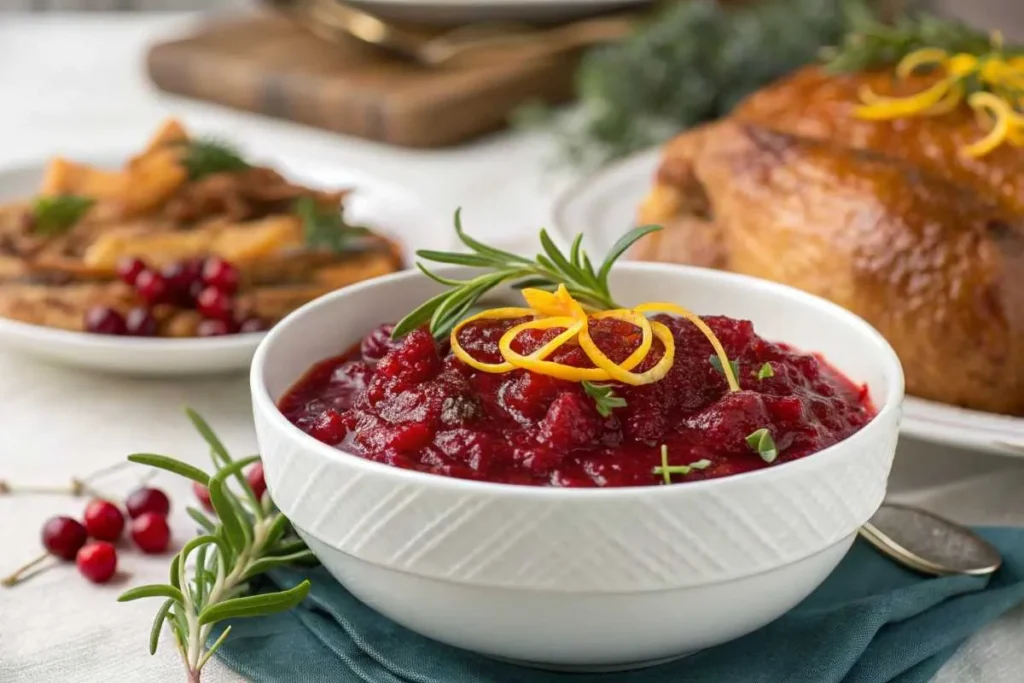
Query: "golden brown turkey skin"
732 65 1024 213
635 120 1024 414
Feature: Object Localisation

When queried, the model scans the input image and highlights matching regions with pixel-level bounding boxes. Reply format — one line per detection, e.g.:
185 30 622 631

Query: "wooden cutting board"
146 14 579 148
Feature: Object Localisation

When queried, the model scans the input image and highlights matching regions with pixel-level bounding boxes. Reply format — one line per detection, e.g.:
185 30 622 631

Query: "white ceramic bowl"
251 263 904 670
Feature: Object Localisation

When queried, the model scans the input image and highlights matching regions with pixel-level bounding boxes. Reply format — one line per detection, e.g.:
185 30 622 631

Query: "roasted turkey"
634 65 1024 415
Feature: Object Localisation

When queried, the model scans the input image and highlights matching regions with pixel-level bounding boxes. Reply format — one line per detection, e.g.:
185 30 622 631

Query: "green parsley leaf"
30 195 95 235
295 197 371 254
582 380 627 418
709 355 739 380
757 362 774 380
745 428 778 463
653 444 712 484
180 138 250 180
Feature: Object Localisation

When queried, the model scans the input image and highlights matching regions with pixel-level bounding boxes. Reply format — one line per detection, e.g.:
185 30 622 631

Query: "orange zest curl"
449 284 739 391
854 33 1024 157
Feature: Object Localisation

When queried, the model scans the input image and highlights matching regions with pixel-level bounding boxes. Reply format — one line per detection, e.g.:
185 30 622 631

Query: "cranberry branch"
119 410 314 683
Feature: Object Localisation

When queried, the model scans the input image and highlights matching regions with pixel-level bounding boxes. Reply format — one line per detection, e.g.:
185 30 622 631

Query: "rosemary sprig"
582 381 627 417
119 409 315 683
30 195 94 235
746 427 779 463
822 6 1002 73
653 444 712 484
295 197 371 254
391 209 661 340
180 138 250 180
520 0 871 166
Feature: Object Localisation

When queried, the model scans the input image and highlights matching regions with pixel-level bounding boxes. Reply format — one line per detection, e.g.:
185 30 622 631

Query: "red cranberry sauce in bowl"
278 313 876 488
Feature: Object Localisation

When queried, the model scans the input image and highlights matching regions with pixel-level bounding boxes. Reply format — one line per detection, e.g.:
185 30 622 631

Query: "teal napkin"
212 527 1024 683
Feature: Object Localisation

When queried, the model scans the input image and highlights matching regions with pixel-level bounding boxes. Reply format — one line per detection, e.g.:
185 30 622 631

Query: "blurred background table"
1 9 1024 683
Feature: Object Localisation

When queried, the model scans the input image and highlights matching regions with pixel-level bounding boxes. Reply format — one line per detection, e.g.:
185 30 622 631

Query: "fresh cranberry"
238 316 269 334
41 516 88 561
84 307 127 335
124 307 159 337
135 270 170 305
310 409 347 444
162 261 203 302
76 541 117 584
196 318 235 337
193 482 213 511
125 487 171 519
196 286 234 322
247 462 266 501
115 257 147 286
201 257 239 294
360 324 397 364
83 499 125 542
130 513 171 554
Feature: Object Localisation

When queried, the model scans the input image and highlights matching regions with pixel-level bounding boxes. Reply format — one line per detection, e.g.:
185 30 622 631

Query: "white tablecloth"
1 12 1023 683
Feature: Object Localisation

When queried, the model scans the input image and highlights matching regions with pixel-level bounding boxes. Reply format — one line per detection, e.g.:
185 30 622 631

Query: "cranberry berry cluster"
5 462 267 587
84 255 269 338
33 487 172 585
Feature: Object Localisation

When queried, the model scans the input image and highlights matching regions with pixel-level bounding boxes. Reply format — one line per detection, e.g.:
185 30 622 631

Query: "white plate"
0 152 446 377
549 147 1024 456
345 0 652 24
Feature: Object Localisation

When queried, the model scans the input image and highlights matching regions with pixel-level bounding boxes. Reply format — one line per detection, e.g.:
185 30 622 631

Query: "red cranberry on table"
76 541 117 584
124 308 159 337
201 257 239 295
193 481 213 511
195 318 235 337
134 270 170 305
84 307 127 335
247 462 266 501
115 257 147 287
196 286 235 322
41 516 88 561
125 487 170 519
83 499 125 542
130 513 171 554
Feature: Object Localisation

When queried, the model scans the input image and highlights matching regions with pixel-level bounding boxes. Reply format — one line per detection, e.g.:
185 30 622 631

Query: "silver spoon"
859 503 1003 577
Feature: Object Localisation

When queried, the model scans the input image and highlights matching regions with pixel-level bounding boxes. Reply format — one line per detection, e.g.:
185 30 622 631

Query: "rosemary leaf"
127 454 210 486
149 599 174 655
119 584 186 603
241 550 317 581
197 580 312 626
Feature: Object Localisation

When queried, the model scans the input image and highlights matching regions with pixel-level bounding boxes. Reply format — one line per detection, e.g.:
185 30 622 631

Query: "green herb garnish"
822 6 998 73
180 138 250 180
296 196 371 254
30 195 94 235
746 427 778 463
757 362 774 380
582 381 627 417
710 355 739 380
391 210 661 340
521 0 875 166
653 444 712 484
120 409 315 683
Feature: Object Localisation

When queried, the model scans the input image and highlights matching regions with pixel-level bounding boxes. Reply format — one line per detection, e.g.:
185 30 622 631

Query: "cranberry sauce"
278 315 876 487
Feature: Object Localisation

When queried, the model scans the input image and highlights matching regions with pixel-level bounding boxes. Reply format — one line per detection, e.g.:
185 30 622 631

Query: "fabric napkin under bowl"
211 527 1024 683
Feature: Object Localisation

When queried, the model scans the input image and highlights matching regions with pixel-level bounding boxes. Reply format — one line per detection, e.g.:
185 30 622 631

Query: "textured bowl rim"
251 262 905 499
